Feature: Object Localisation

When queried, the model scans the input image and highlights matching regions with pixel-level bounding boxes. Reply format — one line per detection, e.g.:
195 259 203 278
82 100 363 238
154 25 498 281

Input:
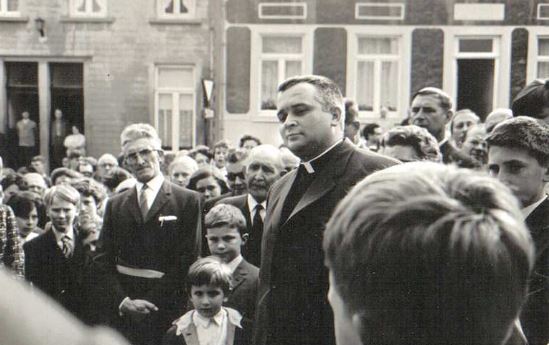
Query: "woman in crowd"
187 167 229 201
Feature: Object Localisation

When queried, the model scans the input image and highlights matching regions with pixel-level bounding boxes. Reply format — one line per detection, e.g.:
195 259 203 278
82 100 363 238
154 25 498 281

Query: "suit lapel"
127 187 143 224
268 169 298 231
231 261 248 290
182 323 200 345
144 181 171 223
284 141 354 225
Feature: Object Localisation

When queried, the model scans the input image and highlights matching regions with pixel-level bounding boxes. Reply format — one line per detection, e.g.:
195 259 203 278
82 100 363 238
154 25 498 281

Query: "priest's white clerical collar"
301 139 343 174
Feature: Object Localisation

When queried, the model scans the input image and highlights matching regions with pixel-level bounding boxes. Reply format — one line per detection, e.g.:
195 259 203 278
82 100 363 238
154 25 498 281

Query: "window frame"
156 0 196 19
0 0 20 17
527 29 549 82
346 26 411 121
69 0 107 18
251 26 313 120
153 65 197 149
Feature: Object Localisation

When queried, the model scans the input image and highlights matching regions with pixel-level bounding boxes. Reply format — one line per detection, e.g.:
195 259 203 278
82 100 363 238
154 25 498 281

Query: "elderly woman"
187 167 229 202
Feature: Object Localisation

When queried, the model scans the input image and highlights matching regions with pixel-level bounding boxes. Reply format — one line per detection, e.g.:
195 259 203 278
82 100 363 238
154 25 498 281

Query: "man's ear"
157 149 165 163
445 109 454 124
331 108 342 127
543 166 549 183
241 233 249 245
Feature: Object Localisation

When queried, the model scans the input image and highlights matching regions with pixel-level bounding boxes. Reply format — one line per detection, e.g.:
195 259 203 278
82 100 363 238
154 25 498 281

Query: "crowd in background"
0 74 547 345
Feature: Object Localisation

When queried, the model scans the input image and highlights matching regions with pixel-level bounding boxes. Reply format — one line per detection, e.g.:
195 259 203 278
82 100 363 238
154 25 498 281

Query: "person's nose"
200 295 211 307
217 241 226 250
58 210 66 219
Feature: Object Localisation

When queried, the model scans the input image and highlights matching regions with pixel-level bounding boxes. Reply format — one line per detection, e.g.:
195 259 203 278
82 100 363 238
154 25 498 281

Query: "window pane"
537 61 549 79
179 0 190 13
158 68 193 89
459 39 493 53
164 0 174 13
158 94 173 146
6 62 38 87
50 63 83 88
285 60 301 79
358 37 398 55
381 61 398 111
92 0 102 13
179 93 193 147
76 0 86 12
261 61 278 110
357 61 374 111
7 0 18 11
539 38 549 56
262 36 302 54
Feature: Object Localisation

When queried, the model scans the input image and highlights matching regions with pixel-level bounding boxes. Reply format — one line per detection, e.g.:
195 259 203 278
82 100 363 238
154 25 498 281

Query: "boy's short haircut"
486 116 549 166
186 256 232 296
324 162 534 345
205 203 247 236
43 184 81 209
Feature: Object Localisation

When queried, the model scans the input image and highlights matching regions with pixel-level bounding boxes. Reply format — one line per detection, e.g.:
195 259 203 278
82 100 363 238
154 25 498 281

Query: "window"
354 36 400 112
154 66 196 149
0 0 19 16
537 38 549 78
70 0 106 17
157 0 195 18
259 35 305 110
258 2 307 20
355 3 405 20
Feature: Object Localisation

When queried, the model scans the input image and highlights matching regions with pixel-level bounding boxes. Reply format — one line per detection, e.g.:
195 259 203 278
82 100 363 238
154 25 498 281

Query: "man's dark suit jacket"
24 227 86 319
226 258 259 345
521 196 549 345
214 194 262 266
254 140 398 345
98 179 202 344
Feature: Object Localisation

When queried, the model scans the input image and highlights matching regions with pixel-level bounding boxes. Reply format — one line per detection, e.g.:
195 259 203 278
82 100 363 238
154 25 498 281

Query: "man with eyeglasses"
214 144 284 267
97 123 202 345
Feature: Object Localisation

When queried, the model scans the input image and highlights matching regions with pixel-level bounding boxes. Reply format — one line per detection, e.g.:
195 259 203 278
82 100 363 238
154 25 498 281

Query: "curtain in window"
179 94 193 147
357 61 374 111
158 94 173 146
380 61 398 111
261 61 278 110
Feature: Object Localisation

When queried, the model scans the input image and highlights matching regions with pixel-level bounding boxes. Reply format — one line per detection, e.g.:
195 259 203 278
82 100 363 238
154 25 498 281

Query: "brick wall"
0 0 213 159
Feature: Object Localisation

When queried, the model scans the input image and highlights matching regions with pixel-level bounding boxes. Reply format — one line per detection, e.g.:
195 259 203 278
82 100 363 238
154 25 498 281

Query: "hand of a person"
120 298 158 322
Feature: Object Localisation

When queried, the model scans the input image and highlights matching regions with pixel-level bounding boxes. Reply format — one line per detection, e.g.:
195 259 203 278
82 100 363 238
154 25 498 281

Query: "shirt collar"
301 139 343 174
226 255 243 274
136 174 164 194
52 225 74 243
247 194 266 215
193 308 226 328
521 195 548 219
438 137 448 146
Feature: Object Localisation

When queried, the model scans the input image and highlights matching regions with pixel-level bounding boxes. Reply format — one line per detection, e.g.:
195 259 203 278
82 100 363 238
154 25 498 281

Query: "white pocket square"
159 215 177 222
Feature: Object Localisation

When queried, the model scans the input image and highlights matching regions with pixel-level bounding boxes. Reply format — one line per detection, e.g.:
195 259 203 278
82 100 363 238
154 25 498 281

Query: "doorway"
456 59 494 121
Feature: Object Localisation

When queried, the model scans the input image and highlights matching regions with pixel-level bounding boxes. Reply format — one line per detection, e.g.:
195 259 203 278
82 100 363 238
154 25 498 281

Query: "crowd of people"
0 74 547 345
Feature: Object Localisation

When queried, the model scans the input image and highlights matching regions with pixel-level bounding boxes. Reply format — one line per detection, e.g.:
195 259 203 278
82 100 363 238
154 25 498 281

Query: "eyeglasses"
125 148 156 163
226 171 245 181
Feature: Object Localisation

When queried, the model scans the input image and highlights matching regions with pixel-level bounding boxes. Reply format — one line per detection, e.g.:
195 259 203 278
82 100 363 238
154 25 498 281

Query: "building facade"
0 0 217 169
222 0 549 145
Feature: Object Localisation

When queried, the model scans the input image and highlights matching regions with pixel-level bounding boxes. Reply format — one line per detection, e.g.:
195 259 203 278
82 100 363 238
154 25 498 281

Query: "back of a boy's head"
486 116 549 166
324 162 534 345
205 203 247 236
186 257 232 296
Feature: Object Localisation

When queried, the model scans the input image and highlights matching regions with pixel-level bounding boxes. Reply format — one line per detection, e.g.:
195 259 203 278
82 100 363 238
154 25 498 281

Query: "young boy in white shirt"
163 257 243 345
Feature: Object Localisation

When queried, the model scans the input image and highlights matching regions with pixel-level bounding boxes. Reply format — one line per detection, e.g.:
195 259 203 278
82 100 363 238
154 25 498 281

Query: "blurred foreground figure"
0 268 129 345
324 162 534 345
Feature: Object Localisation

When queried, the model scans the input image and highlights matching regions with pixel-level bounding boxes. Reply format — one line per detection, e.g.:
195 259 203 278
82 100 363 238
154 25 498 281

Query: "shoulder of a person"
170 181 202 202
239 258 259 274
352 146 400 169
216 194 246 207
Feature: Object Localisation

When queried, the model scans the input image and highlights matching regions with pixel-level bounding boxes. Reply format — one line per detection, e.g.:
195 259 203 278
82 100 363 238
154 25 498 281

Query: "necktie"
139 184 149 219
249 204 264 266
61 235 73 258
